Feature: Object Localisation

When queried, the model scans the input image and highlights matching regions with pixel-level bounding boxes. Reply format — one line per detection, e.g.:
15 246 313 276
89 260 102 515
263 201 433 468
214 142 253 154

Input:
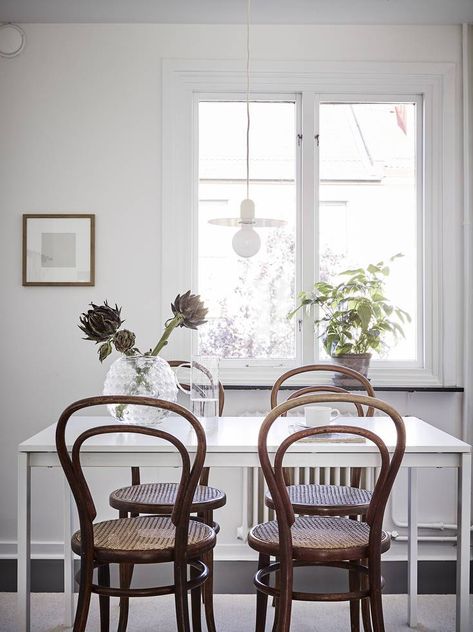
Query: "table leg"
17 452 31 632
236 467 250 541
64 480 75 626
408 467 418 628
456 452 471 632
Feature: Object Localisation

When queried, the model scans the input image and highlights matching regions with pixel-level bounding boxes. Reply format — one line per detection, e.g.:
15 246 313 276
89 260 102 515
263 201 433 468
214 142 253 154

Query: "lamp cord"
246 0 251 200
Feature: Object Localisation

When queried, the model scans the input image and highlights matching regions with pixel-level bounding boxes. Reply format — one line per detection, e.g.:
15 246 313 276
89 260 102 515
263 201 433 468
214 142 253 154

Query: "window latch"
298 318 303 332
297 133 303 146
315 133 320 147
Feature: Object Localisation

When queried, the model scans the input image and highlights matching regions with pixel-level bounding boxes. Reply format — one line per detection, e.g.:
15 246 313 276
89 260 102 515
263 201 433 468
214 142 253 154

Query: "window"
162 60 459 386
196 96 421 369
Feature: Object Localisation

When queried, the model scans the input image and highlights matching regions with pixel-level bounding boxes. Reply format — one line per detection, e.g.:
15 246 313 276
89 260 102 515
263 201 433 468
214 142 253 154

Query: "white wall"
0 24 467 563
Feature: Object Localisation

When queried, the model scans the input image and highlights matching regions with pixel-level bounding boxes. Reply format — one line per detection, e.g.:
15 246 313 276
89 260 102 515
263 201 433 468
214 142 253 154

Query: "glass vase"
103 355 178 424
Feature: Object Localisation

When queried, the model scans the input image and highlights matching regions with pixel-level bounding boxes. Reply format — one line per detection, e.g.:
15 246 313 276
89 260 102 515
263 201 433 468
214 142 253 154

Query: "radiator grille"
237 466 379 538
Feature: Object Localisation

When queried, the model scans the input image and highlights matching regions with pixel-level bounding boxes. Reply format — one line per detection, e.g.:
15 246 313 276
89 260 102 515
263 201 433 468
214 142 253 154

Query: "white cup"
304 405 340 428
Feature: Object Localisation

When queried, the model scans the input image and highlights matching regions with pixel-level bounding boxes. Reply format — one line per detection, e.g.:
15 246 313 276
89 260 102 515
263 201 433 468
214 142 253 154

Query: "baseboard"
1 559 472 594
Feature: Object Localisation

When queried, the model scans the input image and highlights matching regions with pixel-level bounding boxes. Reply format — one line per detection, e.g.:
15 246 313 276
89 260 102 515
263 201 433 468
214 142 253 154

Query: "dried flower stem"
150 315 183 356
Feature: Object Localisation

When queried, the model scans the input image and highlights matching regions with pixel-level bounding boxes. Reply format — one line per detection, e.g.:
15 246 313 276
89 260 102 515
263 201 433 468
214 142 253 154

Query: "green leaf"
357 303 372 330
340 267 365 276
398 308 412 323
336 343 354 355
372 292 386 302
314 281 333 292
392 322 405 337
395 308 405 323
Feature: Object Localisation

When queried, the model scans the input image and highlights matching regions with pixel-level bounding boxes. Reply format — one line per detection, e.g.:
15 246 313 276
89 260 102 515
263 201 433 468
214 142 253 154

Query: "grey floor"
1 593 473 632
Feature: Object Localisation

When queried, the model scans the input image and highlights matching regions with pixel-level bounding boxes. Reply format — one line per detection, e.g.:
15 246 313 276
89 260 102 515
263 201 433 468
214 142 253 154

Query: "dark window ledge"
224 385 463 393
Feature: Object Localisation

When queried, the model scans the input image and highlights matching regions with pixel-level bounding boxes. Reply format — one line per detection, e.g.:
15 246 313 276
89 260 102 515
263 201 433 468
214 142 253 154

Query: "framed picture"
22 214 95 286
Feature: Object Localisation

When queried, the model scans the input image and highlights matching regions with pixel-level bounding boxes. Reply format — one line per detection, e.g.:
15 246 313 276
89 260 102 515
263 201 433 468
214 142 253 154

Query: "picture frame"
22 214 95 286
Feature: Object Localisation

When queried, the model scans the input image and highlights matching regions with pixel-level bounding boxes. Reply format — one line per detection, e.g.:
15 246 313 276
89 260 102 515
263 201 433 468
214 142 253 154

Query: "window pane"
319 102 419 361
198 101 297 360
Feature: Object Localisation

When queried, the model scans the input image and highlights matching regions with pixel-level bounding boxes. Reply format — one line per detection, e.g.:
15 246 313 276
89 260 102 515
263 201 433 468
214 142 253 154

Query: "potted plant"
289 254 410 384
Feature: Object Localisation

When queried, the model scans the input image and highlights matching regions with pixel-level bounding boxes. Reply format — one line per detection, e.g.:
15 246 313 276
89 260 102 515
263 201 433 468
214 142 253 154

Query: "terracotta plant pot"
330 353 372 386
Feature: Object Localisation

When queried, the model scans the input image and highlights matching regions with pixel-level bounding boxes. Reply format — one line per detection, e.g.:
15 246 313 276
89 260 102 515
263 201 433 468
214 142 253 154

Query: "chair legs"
98 564 110 632
111 557 207 632
361 597 373 632
349 562 360 632
368 556 385 632
349 557 375 632
276 559 293 632
255 554 270 632
197 510 218 632
117 562 134 632
254 555 383 632
114 509 216 632
259 557 292 632
361 558 373 632
190 562 202 632
73 555 94 632
117 510 134 632
174 560 191 632
202 548 218 632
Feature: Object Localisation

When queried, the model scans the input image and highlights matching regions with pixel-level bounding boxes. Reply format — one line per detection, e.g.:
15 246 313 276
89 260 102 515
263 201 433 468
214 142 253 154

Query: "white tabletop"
18 415 471 454
17 415 472 632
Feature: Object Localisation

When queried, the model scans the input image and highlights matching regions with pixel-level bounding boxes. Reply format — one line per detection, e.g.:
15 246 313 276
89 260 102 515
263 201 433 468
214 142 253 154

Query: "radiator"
237 466 379 540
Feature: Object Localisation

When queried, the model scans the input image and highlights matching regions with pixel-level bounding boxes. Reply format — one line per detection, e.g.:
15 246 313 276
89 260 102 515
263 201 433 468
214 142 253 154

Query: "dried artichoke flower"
79 301 123 343
80 291 207 363
151 291 208 356
171 291 208 329
113 329 136 353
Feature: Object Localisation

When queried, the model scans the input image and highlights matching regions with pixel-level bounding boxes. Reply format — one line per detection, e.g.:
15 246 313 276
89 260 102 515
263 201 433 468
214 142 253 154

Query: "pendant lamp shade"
207 0 286 257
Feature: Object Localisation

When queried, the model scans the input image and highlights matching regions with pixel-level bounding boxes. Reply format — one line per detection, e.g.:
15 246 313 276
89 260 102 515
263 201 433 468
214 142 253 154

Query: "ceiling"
0 0 472 25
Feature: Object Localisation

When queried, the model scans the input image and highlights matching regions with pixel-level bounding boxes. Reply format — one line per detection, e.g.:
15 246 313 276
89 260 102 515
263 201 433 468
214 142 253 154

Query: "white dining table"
18 415 471 631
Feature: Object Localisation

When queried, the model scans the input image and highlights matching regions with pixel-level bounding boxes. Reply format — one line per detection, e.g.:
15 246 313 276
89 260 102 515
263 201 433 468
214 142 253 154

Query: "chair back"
170 359 225 416
271 364 375 417
258 393 405 552
55 396 206 558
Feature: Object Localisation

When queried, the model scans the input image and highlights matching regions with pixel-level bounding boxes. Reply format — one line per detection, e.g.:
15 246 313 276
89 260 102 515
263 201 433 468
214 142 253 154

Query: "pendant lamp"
208 0 286 257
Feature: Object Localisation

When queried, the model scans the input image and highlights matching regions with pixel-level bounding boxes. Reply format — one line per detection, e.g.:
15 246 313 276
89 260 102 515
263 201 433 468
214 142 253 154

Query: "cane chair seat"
71 514 216 564
110 482 226 515
265 484 372 516
249 515 391 561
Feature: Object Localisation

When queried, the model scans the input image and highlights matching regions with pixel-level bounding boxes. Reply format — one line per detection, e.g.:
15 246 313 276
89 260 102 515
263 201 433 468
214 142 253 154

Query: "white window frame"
162 59 460 387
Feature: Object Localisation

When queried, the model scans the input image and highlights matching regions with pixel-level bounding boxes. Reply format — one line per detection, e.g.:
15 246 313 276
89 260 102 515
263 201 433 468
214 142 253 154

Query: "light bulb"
232 224 261 258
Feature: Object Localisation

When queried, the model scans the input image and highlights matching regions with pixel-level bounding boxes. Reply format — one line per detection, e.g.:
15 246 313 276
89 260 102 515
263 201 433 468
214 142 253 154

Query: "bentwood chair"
249 393 406 632
109 360 226 632
267 364 375 517
268 364 376 629
56 396 216 632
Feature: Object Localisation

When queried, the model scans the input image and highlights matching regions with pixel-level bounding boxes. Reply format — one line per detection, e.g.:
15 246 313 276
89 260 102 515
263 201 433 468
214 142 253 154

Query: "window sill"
216 365 458 389
221 384 464 393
